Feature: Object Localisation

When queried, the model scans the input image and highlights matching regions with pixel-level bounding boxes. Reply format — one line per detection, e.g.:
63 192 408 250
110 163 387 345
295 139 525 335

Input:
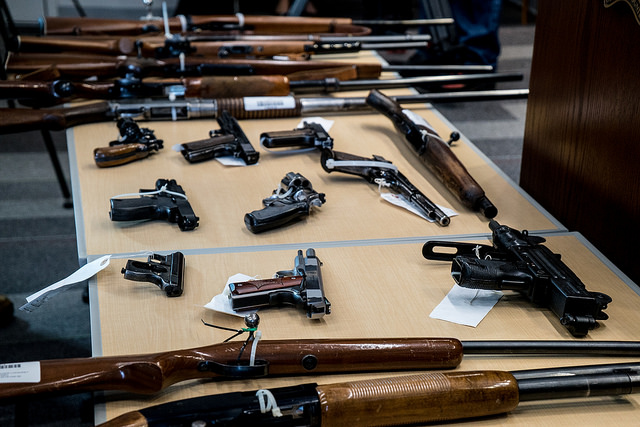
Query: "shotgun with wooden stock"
0 89 529 135
97 361 640 427
366 88 498 218
1 338 640 402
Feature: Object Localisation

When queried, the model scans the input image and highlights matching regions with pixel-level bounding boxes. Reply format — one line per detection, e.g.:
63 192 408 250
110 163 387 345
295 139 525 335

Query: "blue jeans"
449 0 502 67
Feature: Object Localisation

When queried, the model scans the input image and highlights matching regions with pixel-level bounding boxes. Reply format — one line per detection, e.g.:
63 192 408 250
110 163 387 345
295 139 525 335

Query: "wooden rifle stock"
0 338 461 400
0 102 112 133
42 15 370 36
17 35 136 55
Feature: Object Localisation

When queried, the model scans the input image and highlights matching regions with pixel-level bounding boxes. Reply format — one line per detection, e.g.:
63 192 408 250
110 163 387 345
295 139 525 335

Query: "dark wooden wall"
521 0 640 284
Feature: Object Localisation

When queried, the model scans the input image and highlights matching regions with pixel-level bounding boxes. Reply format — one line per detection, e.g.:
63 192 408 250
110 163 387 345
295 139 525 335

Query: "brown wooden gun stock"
38 15 371 36
0 338 462 400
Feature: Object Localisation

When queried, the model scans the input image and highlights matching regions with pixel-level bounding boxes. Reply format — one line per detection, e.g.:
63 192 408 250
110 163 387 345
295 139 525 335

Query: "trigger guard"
197 359 269 378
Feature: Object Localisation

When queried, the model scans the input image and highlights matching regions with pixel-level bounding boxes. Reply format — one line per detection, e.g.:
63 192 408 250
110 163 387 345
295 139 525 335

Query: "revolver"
259 121 333 151
109 178 199 231
179 110 259 165
422 220 612 337
121 252 185 297
94 117 163 167
228 248 331 319
321 149 450 226
244 172 326 233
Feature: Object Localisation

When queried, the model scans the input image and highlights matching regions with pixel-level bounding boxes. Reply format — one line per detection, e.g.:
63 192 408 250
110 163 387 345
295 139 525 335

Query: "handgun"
259 121 333 151
179 110 259 164
321 149 450 226
422 220 612 337
109 178 199 231
121 252 185 297
244 172 326 233
228 248 330 319
93 117 163 167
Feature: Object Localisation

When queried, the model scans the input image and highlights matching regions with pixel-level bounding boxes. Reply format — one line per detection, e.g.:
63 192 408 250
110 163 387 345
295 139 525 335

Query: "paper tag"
402 109 439 134
429 285 503 327
20 255 112 312
204 273 258 317
243 96 296 111
0 362 41 383
380 193 457 222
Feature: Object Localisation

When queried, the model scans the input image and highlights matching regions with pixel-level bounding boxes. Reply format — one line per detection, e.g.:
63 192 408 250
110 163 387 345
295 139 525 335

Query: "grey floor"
0 10 534 427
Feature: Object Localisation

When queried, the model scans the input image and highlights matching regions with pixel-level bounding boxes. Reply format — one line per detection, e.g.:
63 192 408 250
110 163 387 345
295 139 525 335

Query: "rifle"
6 53 494 81
0 72 521 106
97 362 640 426
244 172 326 233
93 117 163 167
0 90 530 135
321 149 450 226
228 248 330 318
423 220 612 337
2 337 640 401
18 15 453 37
366 88 498 218
109 178 199 231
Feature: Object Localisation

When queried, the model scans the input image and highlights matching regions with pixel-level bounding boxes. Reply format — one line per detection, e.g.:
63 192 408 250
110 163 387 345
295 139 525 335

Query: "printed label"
243 96 296 111
0 362 41 383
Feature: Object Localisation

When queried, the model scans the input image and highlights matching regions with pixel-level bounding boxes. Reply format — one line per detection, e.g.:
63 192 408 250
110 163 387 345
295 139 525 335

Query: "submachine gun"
422 220 612 337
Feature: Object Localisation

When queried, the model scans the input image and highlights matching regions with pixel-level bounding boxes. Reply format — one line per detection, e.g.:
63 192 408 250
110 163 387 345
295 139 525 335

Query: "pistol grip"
94 144 153 167
244 201 310 233
110 197 159 222
229 276 305 311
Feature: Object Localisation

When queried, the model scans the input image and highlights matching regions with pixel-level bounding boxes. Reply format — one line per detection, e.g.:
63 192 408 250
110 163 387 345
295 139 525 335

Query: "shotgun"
2 337 640 401
97 361 640 426
17 15 454 37
366 88 498 218
1 72 522 106
0 89 529 135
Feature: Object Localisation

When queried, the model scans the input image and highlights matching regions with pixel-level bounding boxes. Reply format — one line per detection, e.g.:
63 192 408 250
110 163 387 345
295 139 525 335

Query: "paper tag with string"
171 144 251 166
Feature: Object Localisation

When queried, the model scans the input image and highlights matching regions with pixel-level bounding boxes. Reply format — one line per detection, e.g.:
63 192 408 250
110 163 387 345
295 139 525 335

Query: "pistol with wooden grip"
93 117 163 167
366 89 497 218
423 220 612 337
179 110 259 165
244 172 325 233
109 178 199 231
229 248 331 319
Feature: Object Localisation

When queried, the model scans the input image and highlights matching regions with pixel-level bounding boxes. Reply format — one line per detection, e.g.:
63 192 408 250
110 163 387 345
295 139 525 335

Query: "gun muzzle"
452 257 532 291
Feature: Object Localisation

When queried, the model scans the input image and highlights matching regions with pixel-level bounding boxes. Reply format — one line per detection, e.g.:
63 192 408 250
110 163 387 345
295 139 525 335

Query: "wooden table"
62 54 640 425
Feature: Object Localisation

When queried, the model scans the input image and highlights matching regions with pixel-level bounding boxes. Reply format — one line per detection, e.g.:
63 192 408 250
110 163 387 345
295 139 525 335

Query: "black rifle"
97 361 640 426
179 110 259 165
260 121 333 151
93 117 163 167
244 172 325 233
422 220 612 337
228 248 330 319
109 178 199 231
121 252 185 297
321 149 450 226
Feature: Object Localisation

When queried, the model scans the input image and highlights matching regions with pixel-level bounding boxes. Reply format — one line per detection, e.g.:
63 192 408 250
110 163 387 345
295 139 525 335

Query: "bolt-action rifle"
0 72 521 107
17 14 453 36
7 54 494 81
1 337 639 401
366 89 498 218
423 220 612 337
0 89 529 135
96 362 640 427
